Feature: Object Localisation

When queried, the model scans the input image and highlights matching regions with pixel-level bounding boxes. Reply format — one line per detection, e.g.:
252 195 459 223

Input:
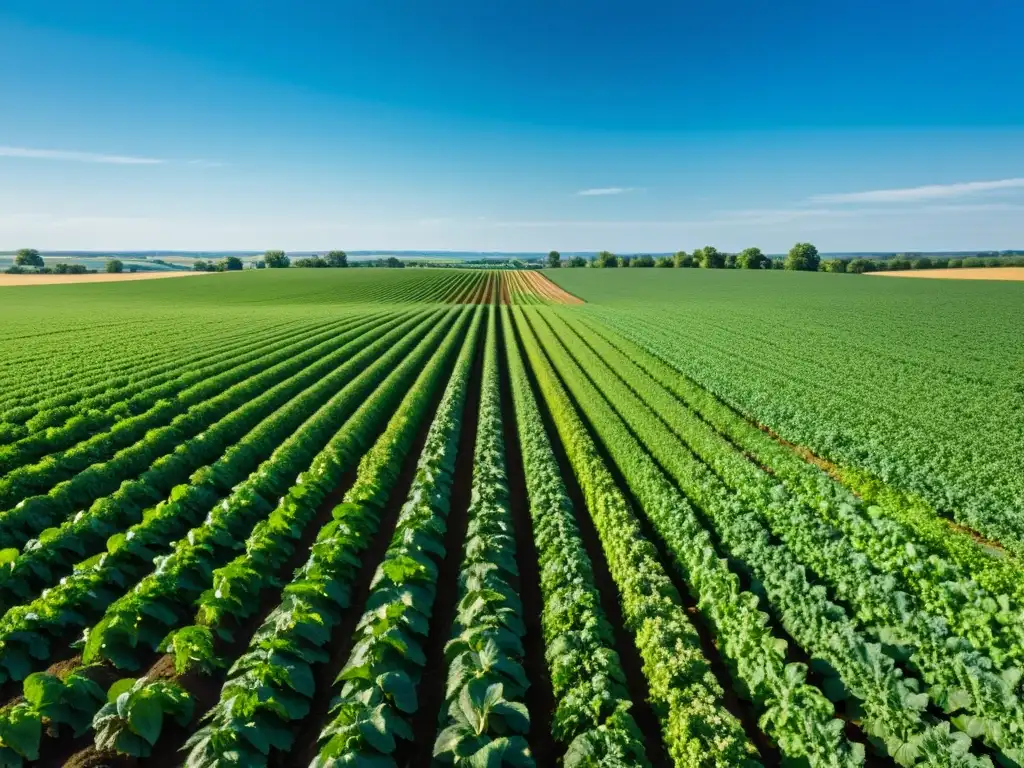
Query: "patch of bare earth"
868 267 1024 281
0 271 217 287
527 271 585 304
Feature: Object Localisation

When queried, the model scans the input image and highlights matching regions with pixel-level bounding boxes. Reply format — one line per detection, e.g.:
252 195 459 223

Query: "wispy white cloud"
0 146 229 167
0 145 165 165
810 178 1024 204
576 187 641 196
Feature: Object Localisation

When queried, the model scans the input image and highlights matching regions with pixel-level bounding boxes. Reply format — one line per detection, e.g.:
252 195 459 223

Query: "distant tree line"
556 244 811 270
194 256 244 272
837 253 1024 273
4 249 96 275
258 250 353 268
545 244 1024 273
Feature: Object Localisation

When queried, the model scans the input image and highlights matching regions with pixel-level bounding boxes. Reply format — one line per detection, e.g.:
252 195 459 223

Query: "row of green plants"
528 309 869 766
0 316 322 445
546 314 1024 764
500 308 650 765
575 315 1024 669
582 299 1024 563
0 315 395 569
0 314 396 558
433 308 533 766
0 312 430 681
840 469 1024 620
0 316 376 525
80 310 450 672
311 308 482 766
186 307 481 767
0 316 317 444
0 316 341 468
531 310 995 767
511 307 762 767
524 309 865 766
0 315 266 428
0 312 453 764
187 308 464 640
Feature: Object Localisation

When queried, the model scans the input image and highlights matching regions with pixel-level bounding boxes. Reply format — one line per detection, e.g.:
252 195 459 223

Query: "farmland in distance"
0 267 1022 768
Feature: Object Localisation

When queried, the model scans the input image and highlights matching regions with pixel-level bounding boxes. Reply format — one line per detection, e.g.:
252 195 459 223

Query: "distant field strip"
0 267 1019 768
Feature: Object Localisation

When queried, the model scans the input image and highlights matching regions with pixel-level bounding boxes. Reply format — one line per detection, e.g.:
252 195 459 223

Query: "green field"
0 269 1021 768
548 268 1024 548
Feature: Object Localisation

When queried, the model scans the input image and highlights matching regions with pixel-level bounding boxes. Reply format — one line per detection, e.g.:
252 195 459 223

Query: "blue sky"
1 1 1023 252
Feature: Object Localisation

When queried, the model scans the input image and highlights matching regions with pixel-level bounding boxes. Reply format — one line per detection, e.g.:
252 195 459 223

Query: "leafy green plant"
500 307 649 765
313 308 480 767
160 626 222 676
434 309 535 767
0 670 105 765
187 309 481 767
434 682 532 765
92 678 193 757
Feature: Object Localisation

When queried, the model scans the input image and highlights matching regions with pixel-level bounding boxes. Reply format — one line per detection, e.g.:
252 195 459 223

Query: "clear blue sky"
2 1 1023 252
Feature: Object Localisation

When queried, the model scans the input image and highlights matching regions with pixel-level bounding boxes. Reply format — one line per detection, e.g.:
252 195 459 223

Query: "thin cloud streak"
576 187 640 196
810 178 1024 204
0 146 165 165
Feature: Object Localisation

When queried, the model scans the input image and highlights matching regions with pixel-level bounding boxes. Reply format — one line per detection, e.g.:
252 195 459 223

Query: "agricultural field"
0 267 1021 768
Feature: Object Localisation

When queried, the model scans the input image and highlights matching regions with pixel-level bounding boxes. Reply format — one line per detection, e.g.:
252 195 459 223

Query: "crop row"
500 307 650 765
542 311 1024 764
511 306 762 766
311 304 482 765
528 307 1000 767
0 309 453 763
0 310 436 685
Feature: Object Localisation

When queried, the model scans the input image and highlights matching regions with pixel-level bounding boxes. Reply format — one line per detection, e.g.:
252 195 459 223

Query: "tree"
221 256 244 271
106 259 124 274
14 248 43 268
631 254 655 267
911 257 933 270
695 246 725 269
53 263 88 274
673 251 695 268
823 259 847 273
736 247 768 270
325 251 348 268
784 242 820 271
655 256 673 267
294 256 328 268
616 255 631 267
568 256 587 267
263 250 290 269
546 250 561 268
593 251 617 268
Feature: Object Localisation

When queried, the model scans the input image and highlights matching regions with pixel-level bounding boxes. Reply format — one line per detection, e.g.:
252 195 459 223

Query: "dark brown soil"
495 310 558 764
530 311 782 764
402 317 485 767
280 335 470 767
505 312 672 768
546 314 895 765
142 463 360 766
